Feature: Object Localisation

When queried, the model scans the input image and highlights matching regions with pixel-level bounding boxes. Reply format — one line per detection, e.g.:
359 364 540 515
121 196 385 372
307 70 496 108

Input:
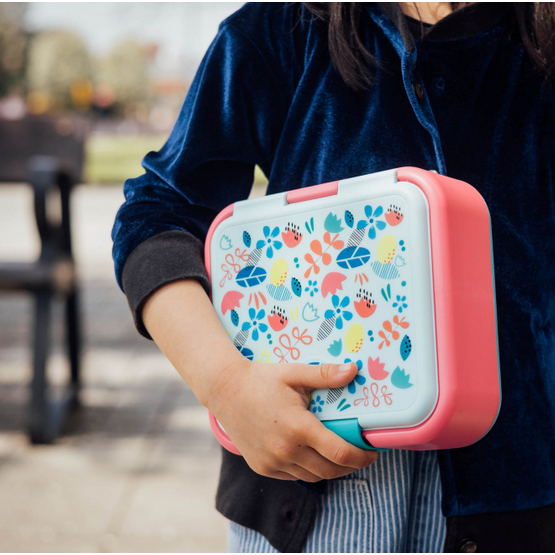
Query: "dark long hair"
303 3 555 90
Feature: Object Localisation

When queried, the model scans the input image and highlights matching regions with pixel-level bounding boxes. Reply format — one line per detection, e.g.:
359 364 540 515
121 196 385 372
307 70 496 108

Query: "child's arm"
143 278 379 482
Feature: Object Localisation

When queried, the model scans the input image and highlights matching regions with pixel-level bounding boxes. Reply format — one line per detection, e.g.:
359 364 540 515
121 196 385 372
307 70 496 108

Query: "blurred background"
0 2 267 552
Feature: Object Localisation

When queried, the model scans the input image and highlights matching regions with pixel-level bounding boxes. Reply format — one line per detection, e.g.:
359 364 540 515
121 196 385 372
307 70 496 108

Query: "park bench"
0 115 87 444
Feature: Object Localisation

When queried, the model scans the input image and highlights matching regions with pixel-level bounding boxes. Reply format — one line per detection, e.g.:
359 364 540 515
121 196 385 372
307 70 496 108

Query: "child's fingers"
280 362 358 391
288 464 328 483
295 448 360 480
304 418 379 469
270 470 305 481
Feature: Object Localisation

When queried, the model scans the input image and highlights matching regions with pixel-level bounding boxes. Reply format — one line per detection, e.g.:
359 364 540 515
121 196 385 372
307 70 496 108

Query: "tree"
0 3 27 97
26 30 92 110
96 40 150 114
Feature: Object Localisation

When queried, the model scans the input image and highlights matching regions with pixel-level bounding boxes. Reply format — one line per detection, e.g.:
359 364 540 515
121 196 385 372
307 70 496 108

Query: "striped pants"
227 450 446 553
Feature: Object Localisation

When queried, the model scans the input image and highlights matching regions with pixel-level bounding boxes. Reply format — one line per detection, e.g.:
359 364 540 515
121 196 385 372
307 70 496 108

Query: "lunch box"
205 167 501 452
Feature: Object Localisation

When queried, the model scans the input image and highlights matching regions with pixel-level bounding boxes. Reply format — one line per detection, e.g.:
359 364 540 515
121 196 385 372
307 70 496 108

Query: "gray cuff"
122 230 210 339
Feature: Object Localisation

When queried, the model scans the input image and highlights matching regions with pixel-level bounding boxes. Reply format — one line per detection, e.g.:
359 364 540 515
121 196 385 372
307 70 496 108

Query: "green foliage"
96 41 150 112
0 4 27 96
85 134 166 184
85 134 271 186
27 30 92 108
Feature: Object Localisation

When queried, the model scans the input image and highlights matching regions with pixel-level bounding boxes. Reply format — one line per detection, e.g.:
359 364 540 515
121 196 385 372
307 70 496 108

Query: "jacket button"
412 82 425 103
458 539 477 553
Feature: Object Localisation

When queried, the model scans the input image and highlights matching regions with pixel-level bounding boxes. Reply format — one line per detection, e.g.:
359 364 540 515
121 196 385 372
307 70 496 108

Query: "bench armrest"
29 155 77 260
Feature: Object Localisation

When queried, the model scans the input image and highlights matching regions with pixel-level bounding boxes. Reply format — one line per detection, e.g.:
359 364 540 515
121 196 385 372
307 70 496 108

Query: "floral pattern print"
213 193 419 425
324 295 353 330
392 295 408 313
345 358 367 394
305 280 319 297
364 205 387 240
257 350 272 363
256 226 282 258
241 308 269 341
311 395 325 413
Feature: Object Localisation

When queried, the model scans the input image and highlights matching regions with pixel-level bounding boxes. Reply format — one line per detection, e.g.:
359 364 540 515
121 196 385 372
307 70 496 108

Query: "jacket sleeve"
111 21 289 338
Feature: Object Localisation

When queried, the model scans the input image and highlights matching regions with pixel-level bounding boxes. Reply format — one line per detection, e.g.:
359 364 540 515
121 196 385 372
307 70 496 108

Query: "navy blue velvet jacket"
112 0 555 542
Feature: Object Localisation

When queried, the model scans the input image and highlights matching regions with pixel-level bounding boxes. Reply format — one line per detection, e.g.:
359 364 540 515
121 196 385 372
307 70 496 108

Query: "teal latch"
323 418 390 452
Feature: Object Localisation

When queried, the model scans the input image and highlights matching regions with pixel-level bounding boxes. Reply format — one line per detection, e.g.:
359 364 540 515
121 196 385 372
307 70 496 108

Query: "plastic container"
205 167 501 453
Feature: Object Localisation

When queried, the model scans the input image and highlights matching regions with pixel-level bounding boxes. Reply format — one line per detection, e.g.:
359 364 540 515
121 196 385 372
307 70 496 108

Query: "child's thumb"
282 361 358 391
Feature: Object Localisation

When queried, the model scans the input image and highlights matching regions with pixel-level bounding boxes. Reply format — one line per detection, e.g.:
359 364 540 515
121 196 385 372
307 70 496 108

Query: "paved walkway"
0 184 241 552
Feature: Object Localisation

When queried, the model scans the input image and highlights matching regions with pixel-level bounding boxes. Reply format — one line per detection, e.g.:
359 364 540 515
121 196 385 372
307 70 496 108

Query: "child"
112 2 555 552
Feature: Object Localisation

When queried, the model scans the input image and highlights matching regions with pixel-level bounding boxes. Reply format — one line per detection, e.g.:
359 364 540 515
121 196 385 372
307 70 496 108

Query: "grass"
84 134 269 187
84 134 166 184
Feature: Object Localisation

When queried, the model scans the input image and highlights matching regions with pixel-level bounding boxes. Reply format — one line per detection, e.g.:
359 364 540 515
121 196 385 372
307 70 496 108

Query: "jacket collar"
374 2 514 53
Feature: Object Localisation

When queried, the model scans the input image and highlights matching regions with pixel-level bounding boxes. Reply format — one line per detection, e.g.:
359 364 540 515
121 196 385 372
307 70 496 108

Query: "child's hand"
208 360 379 482
141 280 378 482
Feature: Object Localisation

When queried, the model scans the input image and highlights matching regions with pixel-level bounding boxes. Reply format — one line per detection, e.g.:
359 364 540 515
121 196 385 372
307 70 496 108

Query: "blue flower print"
241 308 268 341
392 295 408 313
304 280 319 297
344 358 366 394
364 205 387 239
324 295 353 330
256 226 282 258
311 395 325 413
